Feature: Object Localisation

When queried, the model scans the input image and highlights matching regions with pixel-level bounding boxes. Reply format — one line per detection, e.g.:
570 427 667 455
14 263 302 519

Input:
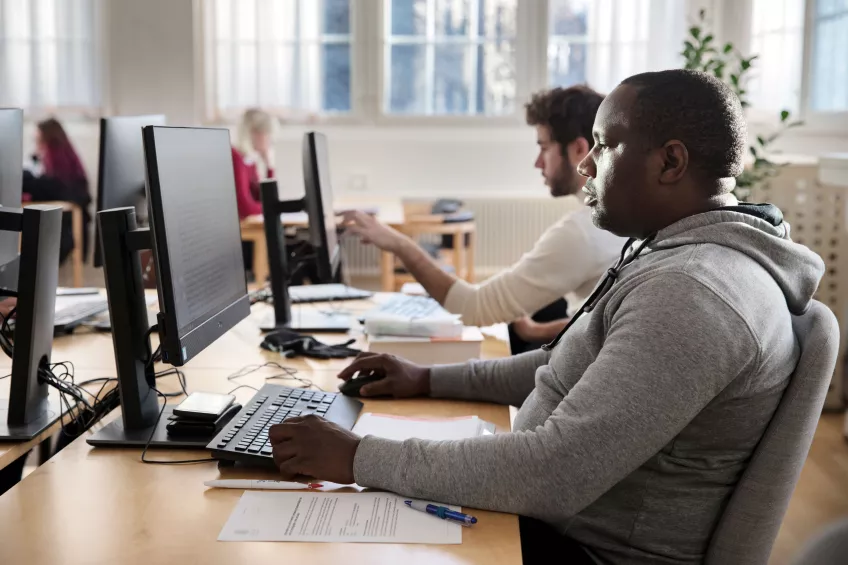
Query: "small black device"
87 125 250 449
173 391 235 421
338 373 386 397
93 114 166 267
258 133 354 333
209 383 362 466
166 403 241 438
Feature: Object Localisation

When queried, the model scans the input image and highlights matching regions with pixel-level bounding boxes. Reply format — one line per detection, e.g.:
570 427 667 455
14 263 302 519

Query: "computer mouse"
338 373 386 397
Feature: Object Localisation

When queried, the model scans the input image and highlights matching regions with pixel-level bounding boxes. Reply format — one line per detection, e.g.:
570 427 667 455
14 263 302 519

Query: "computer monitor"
302 132 340 283
0 109 23 289
88 126 251 448
93 114 166 267
0 108 64 440
144 126 250 366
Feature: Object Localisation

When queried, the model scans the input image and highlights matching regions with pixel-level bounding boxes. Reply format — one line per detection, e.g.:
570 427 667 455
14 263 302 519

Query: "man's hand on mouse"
337 352 431 398
269 415 360 484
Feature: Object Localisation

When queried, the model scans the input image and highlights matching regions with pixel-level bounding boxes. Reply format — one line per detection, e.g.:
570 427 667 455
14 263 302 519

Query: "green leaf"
750 146 759 158
787 120 803 128
689 26 701 39
780 110 790 122
684 40 695 51
740 100 751 108
723 43 733 54
699 8 707 21
703 34 714 44
757 135 767 146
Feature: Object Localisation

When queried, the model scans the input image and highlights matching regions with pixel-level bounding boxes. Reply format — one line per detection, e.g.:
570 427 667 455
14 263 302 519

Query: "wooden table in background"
240 197 405 284
0 299 521 565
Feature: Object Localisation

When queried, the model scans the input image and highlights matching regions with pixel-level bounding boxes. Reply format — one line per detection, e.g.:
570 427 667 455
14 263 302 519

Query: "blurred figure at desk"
23 118 92 263
343 86 625 347
232 108 277 278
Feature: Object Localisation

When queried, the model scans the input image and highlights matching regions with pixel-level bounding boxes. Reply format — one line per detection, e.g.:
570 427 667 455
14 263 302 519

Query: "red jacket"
232 147 275 220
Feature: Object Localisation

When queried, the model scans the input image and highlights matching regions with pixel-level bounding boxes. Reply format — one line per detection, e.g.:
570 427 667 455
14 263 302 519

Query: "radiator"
341 197 580 278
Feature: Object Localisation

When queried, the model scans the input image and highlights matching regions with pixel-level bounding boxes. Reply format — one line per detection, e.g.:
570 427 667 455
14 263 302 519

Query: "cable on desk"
139 387 216 466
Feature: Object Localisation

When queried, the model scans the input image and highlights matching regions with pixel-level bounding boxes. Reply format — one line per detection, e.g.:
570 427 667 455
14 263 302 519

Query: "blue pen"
404 500 478 526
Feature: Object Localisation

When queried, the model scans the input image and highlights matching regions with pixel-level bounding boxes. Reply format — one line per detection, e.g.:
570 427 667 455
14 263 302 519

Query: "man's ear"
659 140 688 184
567 137 591 166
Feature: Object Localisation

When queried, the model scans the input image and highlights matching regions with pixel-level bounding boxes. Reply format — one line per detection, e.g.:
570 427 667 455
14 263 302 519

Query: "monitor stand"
86 208 217 450
87 405 210 449
0 391 63 441
258 181 352 334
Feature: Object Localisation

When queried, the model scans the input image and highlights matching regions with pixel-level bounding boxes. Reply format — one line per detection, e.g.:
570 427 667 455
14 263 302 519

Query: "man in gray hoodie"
268 69 825 564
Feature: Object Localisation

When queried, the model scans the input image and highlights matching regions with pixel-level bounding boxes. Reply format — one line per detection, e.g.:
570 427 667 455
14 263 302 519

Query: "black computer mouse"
338 373 386 397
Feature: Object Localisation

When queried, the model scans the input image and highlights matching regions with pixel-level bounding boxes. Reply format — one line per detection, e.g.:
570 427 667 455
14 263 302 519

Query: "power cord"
225 361 324 392
139 387 216 466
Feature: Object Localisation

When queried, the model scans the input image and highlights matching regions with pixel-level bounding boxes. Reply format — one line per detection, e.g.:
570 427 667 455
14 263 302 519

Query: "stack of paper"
352 412 496 441
218 491 462 544
366 326 484 364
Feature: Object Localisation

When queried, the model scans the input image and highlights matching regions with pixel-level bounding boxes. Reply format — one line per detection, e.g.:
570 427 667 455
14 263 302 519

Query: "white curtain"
548 0 687 95
208 0 352 118
0 0 99 110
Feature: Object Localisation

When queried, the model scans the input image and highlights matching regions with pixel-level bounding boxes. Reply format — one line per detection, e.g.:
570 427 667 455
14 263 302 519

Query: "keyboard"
249 284 372 305
289 284 373 303
209 383 362 465
364 294 450 319
54 296 109 330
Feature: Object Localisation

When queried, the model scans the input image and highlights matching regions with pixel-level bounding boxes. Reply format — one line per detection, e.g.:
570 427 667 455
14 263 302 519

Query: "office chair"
704 300 840 565
788 517 848 565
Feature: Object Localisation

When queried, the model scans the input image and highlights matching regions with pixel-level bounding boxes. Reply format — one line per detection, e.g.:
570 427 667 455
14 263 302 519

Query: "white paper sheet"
218 492 462 544
352 413 494 442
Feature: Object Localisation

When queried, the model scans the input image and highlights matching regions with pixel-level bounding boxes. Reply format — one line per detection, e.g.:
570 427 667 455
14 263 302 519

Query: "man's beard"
548 165 579 198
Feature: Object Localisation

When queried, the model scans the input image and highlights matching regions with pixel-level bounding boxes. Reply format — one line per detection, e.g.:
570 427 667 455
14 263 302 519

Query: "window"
810 0 848 112
0 0 100 111
206 0 352 119
747 0 805 114
384 0 518 116
547 0 685 95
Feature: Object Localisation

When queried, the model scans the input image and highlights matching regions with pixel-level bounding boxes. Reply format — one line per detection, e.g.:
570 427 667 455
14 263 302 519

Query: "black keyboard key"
234 445 248 452
261 446 273 456
321 397 333 404
247 446 262 453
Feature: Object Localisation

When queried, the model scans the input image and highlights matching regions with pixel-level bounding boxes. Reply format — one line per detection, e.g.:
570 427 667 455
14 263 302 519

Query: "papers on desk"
218 491 462 544
352 413 496 442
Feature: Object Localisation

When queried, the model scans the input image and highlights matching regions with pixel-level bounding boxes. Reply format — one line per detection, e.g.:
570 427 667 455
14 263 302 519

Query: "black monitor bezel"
302 132 340 283
141 125 249 367
93 114 166 267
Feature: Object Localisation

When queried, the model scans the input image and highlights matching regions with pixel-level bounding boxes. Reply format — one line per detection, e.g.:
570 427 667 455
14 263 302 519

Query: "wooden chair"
381 201 476 292
23 200 84 287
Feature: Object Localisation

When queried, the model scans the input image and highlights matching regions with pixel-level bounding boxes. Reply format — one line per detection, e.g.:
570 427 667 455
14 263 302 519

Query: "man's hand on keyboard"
269 415 360 484
337 352 431 398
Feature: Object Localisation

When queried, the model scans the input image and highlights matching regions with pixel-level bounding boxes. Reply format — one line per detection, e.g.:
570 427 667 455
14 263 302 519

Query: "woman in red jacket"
232 108 275 220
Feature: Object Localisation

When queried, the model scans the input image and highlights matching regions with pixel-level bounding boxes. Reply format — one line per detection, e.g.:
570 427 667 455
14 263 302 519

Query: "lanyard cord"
541 234 656 352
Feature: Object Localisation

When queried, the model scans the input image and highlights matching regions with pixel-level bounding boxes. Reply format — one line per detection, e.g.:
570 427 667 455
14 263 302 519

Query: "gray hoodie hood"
650 203 825 315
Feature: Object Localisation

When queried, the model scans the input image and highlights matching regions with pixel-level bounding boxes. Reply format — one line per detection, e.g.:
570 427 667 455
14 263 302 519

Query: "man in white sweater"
342 86 625 343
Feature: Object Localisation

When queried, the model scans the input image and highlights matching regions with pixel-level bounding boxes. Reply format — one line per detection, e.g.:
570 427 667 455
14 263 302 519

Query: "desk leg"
253 236 269 285
467 229 476 283
453 229 464 281
72 208 84 287
381 251 394 292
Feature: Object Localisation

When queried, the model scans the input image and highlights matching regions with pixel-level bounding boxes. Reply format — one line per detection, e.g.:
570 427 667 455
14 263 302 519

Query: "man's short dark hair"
525 85 604 150
620 69 746 180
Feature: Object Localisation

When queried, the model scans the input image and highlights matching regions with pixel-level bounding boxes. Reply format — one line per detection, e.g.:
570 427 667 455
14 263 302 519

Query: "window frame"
0 0 105 119
739 0 848 134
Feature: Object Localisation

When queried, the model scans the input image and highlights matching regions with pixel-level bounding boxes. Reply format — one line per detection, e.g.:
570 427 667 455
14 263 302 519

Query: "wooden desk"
23 200 85 287
240 196 405 284
0 301 521 565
